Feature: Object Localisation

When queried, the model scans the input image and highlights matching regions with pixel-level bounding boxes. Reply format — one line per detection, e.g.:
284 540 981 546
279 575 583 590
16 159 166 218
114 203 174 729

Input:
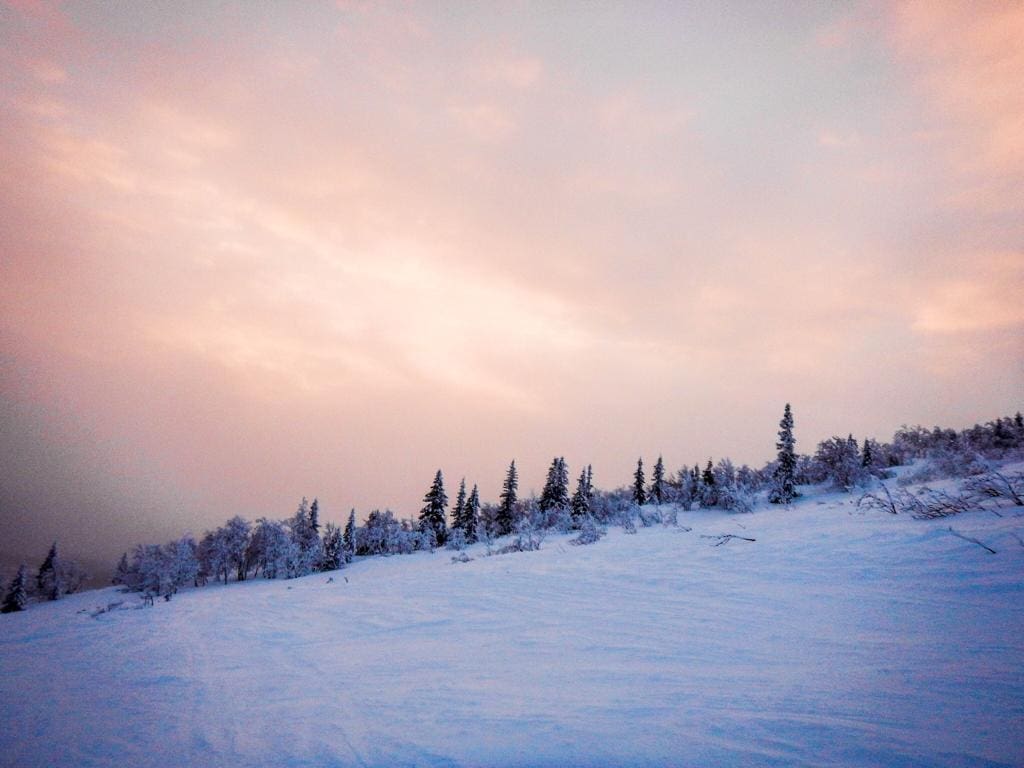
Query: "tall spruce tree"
418 470 448 545
651 455 666 505
861 437 873 468
465 484 480 543
2 565 29 613
451 478 468 535
769 402 797 504
496 460 519 536
343 509 356 563
633 458 647 506
539 457 570 513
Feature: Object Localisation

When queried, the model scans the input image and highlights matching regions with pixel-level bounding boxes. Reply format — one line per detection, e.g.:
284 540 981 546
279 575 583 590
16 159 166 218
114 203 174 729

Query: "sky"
1 0 1022 568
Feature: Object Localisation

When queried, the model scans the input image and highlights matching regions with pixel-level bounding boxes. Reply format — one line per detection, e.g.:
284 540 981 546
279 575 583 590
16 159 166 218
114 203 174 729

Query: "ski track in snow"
2 482 1023 768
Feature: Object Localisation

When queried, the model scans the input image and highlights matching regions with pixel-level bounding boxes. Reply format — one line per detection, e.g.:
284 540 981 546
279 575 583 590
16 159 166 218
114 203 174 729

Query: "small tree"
632 458 647 506
2 565 29 613
769 403 797 504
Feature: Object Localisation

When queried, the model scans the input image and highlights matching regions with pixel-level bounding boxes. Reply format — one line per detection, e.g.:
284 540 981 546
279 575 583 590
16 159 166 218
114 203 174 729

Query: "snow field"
2 487 1023 767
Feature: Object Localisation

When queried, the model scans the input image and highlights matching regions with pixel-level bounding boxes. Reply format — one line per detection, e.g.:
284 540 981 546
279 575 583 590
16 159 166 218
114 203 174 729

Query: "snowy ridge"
2 472 1023 768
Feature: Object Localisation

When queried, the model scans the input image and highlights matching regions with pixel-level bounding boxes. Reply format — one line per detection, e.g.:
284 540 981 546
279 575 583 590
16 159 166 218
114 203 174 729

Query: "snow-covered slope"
2 488 1023 767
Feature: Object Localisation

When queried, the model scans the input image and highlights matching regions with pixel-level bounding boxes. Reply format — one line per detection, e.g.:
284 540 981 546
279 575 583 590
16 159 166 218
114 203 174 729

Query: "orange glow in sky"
1 1 1021 562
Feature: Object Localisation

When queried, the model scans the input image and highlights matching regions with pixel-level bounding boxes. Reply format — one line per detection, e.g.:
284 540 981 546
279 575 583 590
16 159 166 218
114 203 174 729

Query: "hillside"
2 476 1023 768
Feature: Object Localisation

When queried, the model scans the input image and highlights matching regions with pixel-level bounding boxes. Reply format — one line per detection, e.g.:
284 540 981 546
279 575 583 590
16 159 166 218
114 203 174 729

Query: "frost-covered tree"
539 457 571 514
650 456 666 505
248 518 295 579
769 403 797 505
223 516 253 581
288 500 321 576
632 458 647 506
199 529 232 585
676 467 697 510
166 535 200 591
496 460 519 537
812 435 869 490
2 565 29 613
418 470 448 546
358 509 403 555
343 509 356 563
862 437 873 468
321 522 343 571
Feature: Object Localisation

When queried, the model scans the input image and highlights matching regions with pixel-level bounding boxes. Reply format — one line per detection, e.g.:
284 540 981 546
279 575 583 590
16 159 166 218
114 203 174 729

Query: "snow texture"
1 474 1023 767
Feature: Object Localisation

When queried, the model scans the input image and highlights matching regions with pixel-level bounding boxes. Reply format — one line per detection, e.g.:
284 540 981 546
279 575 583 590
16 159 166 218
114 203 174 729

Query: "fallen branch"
947 527 996 554
700 534 756 547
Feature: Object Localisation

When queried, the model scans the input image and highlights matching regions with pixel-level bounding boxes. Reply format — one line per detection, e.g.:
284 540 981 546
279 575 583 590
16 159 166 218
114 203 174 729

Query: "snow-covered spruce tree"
700 460 718 507
769 403 797 505
309 498 321 536
632 458 647 506
343 509 356 563
36 542 60 601
464 484 480 544
495 460 519 537
321 522 343 570
539 457 571 517
2 565 29 613
571 467 591 525
862 437 873 468
450 478 468 537
112 552 130 586
676 467 696 510
418 470 448 546
288 500 321 576
650 456 666 505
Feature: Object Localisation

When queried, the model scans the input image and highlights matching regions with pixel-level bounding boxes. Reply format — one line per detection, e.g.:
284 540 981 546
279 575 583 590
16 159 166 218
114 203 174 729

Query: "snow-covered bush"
571 516 604 545
446 528 467 552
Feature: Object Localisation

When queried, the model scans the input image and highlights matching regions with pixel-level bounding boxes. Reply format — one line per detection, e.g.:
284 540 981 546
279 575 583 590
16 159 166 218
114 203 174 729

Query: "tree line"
4 406 1022 612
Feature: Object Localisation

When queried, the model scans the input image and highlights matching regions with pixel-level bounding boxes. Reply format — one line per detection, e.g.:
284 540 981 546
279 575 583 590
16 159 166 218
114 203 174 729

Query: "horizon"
2 1 1022 567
